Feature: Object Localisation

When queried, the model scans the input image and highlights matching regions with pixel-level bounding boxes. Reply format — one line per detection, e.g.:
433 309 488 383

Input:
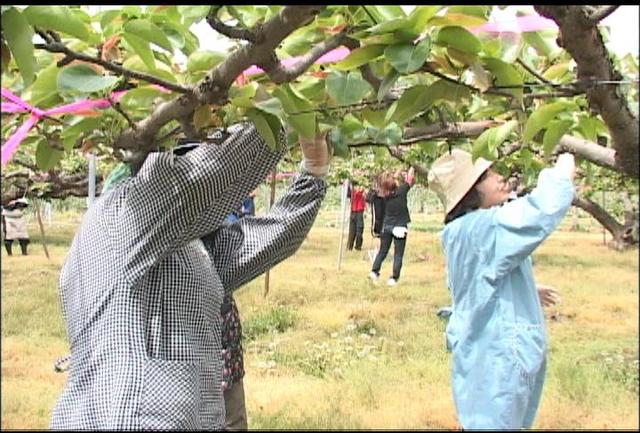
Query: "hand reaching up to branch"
299 131 332 178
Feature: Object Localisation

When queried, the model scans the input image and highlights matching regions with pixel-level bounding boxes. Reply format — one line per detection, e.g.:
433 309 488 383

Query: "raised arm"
202 131 331 293
490 154 576 279
204 172 326 293
103 122 285 285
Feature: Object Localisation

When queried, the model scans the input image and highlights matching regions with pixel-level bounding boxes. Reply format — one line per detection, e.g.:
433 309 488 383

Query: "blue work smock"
441 166 574 429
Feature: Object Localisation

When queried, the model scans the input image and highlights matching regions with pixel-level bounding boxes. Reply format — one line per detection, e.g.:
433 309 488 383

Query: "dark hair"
444 169 489 224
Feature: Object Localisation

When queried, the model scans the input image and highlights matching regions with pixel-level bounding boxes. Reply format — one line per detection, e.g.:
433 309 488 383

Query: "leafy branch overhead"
1 6 638 208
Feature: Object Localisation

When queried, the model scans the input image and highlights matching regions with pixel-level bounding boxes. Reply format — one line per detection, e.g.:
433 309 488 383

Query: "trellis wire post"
337 179 348 270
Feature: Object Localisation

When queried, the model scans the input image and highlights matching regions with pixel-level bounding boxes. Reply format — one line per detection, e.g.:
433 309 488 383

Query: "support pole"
33 198 50 260
337 179 348 270
87 153 96 208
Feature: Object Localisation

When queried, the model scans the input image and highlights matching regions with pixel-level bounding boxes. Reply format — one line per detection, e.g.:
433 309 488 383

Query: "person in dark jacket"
369 167 415 286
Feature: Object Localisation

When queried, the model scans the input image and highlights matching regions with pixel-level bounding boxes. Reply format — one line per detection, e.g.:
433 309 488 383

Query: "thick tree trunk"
535 6 639 179
572 193 638 250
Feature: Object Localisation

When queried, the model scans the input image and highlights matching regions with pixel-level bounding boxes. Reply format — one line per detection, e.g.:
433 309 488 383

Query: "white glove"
555 153 576 180
299 131 331 177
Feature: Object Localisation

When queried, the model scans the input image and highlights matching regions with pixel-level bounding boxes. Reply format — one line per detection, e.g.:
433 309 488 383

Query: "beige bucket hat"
427 149 493 215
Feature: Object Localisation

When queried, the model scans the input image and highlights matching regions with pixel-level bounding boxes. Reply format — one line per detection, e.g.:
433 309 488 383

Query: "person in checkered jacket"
50 122 331 430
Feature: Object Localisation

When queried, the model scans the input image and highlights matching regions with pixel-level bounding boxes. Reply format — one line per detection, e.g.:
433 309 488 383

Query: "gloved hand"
555 152 576 180
299 131 331 177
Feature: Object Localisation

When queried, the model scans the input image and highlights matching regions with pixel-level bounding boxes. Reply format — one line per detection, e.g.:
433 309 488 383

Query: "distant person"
365 174 386 261
346 179 366 251
2 198 30 256
427 149 573 429
369 167 415 286
240 189 257 218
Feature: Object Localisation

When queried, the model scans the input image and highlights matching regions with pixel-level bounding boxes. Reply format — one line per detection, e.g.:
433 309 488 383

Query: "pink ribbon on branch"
471 13 558 34
1 85 172 167
1 88 127 167
236 46 351 85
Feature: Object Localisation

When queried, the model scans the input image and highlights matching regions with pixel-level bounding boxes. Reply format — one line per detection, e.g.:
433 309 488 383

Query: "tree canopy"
1 5 638 247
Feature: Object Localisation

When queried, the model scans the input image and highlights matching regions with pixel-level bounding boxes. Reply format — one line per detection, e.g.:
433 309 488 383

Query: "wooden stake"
33 198 50 260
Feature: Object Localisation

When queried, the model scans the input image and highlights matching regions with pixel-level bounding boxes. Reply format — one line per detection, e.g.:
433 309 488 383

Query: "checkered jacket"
50 123 327 430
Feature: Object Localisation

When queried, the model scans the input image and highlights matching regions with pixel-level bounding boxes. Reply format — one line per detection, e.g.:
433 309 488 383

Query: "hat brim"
445 159 493 215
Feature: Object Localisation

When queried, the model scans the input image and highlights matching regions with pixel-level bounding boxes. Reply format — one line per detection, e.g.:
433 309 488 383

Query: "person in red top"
347 179 367 251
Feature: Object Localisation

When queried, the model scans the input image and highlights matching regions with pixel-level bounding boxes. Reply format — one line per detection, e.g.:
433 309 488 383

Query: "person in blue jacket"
427 149 575 430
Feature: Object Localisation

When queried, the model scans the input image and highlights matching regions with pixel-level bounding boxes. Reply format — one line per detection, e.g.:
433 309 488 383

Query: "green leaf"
482 57 524 102
329 128 350 159
522 30 560 60
254 97 286 118
28 63 60 106
123 33 156 70
229 83 258 108
371 122 403 146
119 86 170 111
542 63 571 82
333 45 385 71
272 85 316 139
186 50 226 73
57 65 118 94
246 108 281 150
522 102 570 144
124 19 173 52
326 71 373 106
377 68 400 102
177 5 211 26
362 108 387 129
435 26 482 54
447 6 490 18
386 80 470 126
384 38 431 74
2 8 36 87
472 120 518 161
407 6 441 35
23 6 89 40
61 118 102 150
543 120 572 156
36 140 63 171
122 55 177 83
100 10 121 31
354 18 407 38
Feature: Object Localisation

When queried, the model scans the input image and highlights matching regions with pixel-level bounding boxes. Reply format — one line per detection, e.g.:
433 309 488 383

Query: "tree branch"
588 5 619 24
516 58 552 84
534 5 638 179
34 30 190 95
207 6 262 43
114 6 325 165
258 29 349 83
421 64 515 98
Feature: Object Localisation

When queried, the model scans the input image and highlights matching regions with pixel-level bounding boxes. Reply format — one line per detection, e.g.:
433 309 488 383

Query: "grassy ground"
1 209 638 429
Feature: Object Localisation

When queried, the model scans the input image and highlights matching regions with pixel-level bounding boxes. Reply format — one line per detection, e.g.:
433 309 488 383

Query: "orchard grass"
1 209 638 429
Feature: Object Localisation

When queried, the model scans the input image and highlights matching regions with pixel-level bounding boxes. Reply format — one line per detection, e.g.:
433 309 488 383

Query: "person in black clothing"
369 167 415 286
366 175 386 240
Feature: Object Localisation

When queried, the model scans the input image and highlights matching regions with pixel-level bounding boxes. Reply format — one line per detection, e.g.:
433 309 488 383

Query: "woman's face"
476 169 511 208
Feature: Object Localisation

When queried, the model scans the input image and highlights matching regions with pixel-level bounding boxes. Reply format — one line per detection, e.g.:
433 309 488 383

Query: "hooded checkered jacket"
50 123 326 430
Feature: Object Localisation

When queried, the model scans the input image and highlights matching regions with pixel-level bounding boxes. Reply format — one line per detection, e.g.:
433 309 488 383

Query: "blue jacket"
441 166 574 429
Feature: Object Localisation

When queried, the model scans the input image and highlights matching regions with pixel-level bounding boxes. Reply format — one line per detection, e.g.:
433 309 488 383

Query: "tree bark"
534 6 639 179
572 193 638 250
